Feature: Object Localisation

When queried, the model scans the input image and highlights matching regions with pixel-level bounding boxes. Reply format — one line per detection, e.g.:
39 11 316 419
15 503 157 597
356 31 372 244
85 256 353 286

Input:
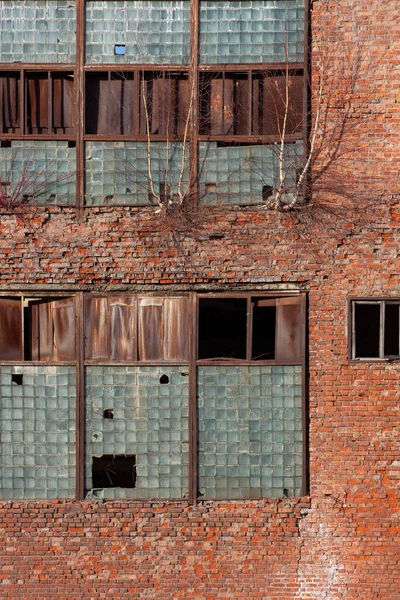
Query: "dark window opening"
26 72 74 135
139 71 189 137
0 296 76 362
354 303 380 358
92 455 136 488
86 71 136 135
198 298 247 359
252 299 276 360
11 374 23 385
199 70 304 137
384 304 399 356
0 72 20 134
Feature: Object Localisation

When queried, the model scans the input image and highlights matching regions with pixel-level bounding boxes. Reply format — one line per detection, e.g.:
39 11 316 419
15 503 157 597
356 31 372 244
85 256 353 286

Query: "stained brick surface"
0 1 399 598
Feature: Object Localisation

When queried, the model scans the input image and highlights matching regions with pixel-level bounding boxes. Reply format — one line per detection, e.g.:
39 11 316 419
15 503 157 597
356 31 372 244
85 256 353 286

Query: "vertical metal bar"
21 68 25 134
351 300 356 359
246 296 252 360
379 301 385 359
21 296 25 361
303 0 310 176
48 71 52 133
75 0 85 215
300 293 309 496
248 69 252 135
75 292 85 500
188 292 198 504
0 77 4 134
189 0 199 206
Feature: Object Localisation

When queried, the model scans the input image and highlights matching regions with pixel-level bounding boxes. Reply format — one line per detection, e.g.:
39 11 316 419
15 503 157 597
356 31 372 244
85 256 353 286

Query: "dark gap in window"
23 305 32 360
92 455 136 488
262 185 273 201
12 374 23 385
384 304 399 356
68 140 76 148
252 300 276 360
198 298 247 359
103 408 114 420
1 140 11 148
160 374 169 384
354 304 380 358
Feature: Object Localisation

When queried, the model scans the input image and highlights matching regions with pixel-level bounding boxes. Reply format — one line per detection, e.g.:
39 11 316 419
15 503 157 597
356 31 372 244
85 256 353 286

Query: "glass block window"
0 291 306 500
0 366 76 499
85 366 189 500
85 1 190 64
0 1 76 63
85 141 190 205
197 365 303 499
0 141 76 205
199 1 305 64
199 140 303 205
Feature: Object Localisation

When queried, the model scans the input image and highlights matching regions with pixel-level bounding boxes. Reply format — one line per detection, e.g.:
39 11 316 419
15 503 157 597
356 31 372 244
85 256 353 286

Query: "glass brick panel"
85 366 189 499
85 1 190 64
85 141 190 205
0 366 76 499
0 141 76 205
197 365 303 499
199 141 303 205
199 1 304 64
0 1 76 63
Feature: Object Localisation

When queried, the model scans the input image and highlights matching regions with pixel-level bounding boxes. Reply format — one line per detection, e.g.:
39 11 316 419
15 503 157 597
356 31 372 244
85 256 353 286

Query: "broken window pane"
198 298 247 359
92 455 136 488
28 297 76 362
26 72 74 135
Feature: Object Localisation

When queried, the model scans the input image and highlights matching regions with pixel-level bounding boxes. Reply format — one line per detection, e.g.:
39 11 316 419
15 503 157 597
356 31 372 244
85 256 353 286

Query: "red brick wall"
0 1 399 598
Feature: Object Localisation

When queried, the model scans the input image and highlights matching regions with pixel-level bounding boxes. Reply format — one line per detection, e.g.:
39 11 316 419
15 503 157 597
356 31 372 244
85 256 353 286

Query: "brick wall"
0 1 399 598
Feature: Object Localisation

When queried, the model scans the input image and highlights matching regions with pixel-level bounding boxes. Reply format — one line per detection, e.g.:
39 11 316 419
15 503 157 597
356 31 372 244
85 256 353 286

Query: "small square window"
352 300 400 359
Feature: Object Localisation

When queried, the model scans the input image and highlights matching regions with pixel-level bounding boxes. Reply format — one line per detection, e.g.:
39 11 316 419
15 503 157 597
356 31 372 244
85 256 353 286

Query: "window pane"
252 299 276 360
198 298 247 359
197 365 303 499
0 141 76 205
85 366 189 499
0 72 20 134
384 304 400 356
354 303 380 358
85 141 189 206
0 1 76 64
86 72 136 135
85 1 190 65
199 1 305 64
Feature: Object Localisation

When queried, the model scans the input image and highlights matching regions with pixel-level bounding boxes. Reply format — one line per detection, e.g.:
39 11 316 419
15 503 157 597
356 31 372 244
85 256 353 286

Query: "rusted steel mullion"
76 292 85 500
248 69 253 135
198 62 304 73
246 295 252 361
21 68 25 135
83 64 189 73
197 133 303 143
189 0 199 207
0 63 76 72
75 0 85 213
47 71 52 134
0 134 80 141
188 292 198 504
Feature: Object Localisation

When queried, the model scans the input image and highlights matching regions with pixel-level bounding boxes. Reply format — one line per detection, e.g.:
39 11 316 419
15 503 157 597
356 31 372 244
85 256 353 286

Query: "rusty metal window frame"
0 0 308 208
351 299 400 361
0 290 307 501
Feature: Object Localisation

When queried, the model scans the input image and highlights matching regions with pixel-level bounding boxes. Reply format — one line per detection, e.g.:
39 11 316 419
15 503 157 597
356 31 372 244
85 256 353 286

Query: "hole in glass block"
262 185 273 201
12 374 23 385
160 374 169 384
1 140 12 148
92 455 136 488
103 408 114 420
